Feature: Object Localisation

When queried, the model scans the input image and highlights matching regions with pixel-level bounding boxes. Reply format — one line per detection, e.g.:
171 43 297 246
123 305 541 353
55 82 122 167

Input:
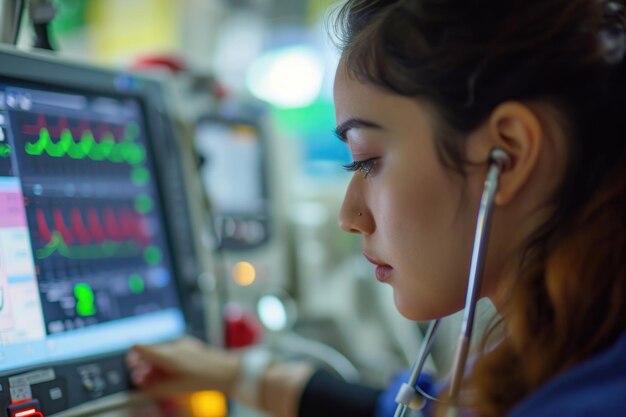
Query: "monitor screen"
195 117 270 249
0 78 185 374
196 120 264 215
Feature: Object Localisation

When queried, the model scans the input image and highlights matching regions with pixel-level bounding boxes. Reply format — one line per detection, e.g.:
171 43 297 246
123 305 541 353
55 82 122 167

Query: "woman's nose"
338 176 375 235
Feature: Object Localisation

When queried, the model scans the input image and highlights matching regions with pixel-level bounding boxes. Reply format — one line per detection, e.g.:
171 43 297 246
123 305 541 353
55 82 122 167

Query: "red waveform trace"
35 207 151 246
104 207 121 241
71 207 91 244
21 114 126 142
53 208 74 244
87 208 105 242
36 208 51 242
93 121 124 141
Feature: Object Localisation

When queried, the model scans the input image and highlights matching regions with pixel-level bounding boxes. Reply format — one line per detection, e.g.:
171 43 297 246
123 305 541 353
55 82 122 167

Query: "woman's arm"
259 361 316 417
126 336 315 417
126 336 382 417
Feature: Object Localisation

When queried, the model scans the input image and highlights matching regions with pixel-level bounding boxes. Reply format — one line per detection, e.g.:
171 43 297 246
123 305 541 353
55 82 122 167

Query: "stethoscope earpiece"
489 148 512 172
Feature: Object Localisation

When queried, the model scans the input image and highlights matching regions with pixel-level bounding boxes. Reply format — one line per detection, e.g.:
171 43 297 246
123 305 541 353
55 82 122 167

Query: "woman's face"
334 62 489 321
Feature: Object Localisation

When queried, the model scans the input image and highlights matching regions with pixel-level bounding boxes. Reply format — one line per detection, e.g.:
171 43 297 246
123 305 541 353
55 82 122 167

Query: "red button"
12 407 43 417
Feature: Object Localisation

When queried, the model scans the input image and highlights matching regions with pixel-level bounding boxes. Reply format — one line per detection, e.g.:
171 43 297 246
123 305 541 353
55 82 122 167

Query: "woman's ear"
487 102 543 206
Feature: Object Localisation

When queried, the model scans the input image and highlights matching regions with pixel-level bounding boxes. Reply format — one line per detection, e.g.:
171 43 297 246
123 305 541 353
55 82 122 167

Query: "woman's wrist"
224 347 315 417
259 361 316 417
220 351 242 396
233 347 275 407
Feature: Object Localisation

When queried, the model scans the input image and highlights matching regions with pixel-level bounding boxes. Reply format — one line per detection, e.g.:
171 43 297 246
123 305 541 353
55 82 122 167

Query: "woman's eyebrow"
334 118 382 142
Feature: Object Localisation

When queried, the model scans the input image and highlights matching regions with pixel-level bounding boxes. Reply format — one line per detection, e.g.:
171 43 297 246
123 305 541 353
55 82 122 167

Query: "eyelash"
343 157 379 178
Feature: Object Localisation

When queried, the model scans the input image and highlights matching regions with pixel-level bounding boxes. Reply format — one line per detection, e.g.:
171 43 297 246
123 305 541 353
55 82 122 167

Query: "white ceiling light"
246 46 324 108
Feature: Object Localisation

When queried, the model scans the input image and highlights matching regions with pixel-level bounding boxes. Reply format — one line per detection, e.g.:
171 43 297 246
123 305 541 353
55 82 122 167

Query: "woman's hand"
125 336 240 398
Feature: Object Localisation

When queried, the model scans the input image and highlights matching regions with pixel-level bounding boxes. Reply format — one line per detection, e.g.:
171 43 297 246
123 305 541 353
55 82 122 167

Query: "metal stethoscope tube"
394 148 511 417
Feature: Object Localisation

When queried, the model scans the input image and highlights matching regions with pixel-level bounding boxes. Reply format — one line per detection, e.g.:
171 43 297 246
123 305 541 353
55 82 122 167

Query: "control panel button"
49 387 62 401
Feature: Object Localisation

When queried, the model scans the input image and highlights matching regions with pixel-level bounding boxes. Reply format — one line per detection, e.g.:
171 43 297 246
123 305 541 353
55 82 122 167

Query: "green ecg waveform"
24 124 145 165
36 231 142 260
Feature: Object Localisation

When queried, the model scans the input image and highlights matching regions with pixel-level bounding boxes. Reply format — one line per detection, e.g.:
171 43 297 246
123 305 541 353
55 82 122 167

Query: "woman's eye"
342 157 380 178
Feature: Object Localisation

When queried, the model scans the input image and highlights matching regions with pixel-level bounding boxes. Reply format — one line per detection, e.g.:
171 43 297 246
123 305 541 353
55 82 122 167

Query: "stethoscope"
394 148 512 417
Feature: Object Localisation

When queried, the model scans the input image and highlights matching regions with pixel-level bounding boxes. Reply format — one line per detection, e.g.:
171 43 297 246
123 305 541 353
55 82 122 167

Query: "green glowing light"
143 245 162 265
128 273 145 294
131 167 150 185
134 194 153 214
0 144 10 157
36 231 142 260
24 127 145 165
74 283 96 317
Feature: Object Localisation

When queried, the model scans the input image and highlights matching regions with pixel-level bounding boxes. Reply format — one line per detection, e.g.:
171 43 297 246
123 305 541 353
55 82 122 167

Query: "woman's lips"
363 253 393 282
375 265 393 282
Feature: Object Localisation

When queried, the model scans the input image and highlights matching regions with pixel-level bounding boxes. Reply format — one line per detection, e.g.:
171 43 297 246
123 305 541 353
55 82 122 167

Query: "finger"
141 379 192 399
125 350 143 368
132 361 174 388
130 369 148 386
131 361 151 376
131 343 181 374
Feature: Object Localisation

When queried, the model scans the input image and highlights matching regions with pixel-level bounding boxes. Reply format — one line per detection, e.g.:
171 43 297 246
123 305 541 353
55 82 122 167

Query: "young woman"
126 1 626 416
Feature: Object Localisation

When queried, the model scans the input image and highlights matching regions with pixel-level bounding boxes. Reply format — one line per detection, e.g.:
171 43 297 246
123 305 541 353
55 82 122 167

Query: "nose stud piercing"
357 212 362 216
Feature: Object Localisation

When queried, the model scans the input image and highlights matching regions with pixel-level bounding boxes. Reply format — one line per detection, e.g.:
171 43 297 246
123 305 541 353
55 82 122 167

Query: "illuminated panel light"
190 391 228 417
15 409 43 417
257 295 287 331
232 261 256 286
246 46 324 108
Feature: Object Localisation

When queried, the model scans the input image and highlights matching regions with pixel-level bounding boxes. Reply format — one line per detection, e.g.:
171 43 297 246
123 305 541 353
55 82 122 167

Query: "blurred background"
0 1 497 416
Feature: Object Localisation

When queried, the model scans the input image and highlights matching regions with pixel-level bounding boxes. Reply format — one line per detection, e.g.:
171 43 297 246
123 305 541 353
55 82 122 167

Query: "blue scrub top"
506 331 626 417
377 331 626 417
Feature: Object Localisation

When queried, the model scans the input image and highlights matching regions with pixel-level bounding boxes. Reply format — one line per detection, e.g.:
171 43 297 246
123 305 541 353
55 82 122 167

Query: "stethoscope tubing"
394 319 441 417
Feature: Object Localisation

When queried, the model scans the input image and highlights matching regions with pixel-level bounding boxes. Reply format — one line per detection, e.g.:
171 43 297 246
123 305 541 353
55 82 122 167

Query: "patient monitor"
0 46 208 416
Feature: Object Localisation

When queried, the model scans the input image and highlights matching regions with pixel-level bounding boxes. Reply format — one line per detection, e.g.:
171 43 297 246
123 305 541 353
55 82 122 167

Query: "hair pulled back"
334 1 626 416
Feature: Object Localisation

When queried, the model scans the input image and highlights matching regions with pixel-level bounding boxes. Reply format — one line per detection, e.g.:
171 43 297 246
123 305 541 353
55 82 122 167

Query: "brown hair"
333 1 626 416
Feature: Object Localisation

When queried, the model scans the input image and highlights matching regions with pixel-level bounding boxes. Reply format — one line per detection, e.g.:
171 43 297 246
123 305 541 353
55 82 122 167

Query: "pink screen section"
0 189 27 228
